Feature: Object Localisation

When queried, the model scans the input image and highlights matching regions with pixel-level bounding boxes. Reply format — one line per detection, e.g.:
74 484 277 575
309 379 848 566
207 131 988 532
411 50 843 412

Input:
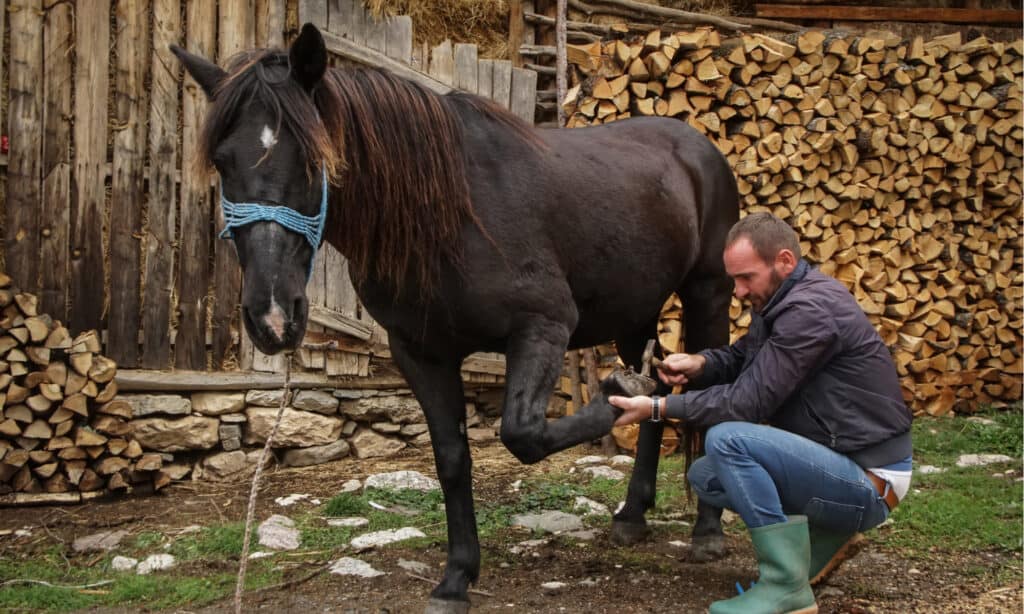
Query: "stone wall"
122 387 508 482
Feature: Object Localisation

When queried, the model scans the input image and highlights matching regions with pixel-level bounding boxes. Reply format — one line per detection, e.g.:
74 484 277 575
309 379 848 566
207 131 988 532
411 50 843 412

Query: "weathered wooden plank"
491 60 513 109
0 0 5 146
115 368 420 391
478 59 494 101
256 0 287 48
327 0 350 37
363 8 387 53
429 41 455 87
107 0 151 366
70 0 109 336
176 0 216 370
323 244 361 376
6 0 43 295
141 0 180 369
212 0 254 368
510 67 538 124
298 0 328 29
40 0 73 323
347 0 367 46
755 3 1022 23
509 0 527 68
384 15 412 64
321 31 451 94
454 44 479 94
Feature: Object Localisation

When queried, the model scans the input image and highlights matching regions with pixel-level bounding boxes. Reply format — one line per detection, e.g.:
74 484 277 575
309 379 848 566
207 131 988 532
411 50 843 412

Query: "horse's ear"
170 45 227 100
289 23 327 92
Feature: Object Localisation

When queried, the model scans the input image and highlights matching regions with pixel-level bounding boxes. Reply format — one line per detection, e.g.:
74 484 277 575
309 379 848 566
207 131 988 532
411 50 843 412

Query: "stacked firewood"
563 29 1023 415
0 275 167 496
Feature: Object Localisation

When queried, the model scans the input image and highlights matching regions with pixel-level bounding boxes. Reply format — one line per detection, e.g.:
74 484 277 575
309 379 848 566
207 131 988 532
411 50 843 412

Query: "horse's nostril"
293 298 304 321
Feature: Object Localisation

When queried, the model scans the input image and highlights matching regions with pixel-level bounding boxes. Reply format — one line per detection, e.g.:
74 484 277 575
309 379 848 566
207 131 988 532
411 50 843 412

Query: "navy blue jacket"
664 259 913 468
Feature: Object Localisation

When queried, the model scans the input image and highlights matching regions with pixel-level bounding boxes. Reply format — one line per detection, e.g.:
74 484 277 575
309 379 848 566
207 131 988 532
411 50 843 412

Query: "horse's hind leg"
610 327 674 545
680 272 733 563
388 334 477 613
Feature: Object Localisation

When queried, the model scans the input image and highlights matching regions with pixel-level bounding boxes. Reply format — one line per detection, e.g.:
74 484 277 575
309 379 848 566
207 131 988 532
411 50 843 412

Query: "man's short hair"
725 213 802 263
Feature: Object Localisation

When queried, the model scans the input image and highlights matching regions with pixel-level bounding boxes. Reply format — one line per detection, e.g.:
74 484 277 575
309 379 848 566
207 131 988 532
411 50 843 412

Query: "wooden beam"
320 30 451 94
308 305 373 340
755 4 1022 24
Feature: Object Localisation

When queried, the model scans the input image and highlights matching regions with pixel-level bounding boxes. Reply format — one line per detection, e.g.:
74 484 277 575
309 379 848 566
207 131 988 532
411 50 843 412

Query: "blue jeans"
688 422 890 531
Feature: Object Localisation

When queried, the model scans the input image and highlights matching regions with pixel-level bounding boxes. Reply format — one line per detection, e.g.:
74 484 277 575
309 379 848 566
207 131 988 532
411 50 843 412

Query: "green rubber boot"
709 515 818 614
809 527 864 586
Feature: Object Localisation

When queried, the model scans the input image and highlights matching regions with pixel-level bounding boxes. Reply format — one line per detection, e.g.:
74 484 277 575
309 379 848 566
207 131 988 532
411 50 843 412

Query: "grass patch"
878 407 1023 556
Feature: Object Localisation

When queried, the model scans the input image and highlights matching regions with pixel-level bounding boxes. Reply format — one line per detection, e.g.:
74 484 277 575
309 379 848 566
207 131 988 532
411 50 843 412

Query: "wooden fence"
0 0 535 383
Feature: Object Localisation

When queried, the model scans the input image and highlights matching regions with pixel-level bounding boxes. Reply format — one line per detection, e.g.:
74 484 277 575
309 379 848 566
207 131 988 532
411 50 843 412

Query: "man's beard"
752 268 785 312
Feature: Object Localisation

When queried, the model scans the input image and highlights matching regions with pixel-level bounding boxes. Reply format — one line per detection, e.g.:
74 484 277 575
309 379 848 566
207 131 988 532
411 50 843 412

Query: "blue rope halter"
218 167 329 279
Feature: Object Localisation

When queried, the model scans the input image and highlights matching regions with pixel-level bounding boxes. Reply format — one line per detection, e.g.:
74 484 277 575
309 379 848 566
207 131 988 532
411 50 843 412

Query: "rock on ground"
137 554 176 575
257 515 301 551
350 527 427 550
511 511 584 534
73 530 130 553
956 453 1014 467
329 557 385 578
364 470 440 492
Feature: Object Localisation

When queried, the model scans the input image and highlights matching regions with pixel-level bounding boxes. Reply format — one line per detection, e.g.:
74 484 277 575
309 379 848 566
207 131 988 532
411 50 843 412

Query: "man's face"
723 237 790 312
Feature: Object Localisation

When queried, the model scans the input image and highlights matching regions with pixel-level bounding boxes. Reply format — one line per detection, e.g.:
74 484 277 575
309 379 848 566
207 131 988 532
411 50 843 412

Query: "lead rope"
235 355 292 613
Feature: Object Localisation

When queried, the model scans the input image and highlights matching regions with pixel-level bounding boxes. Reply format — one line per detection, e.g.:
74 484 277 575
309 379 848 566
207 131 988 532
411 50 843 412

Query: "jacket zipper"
807 405 837 448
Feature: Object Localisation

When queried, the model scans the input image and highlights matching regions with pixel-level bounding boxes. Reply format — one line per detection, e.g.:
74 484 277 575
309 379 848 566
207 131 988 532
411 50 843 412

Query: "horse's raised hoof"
610 519 651 545
425 597 471 614
600 368 657 398
689 534 726 562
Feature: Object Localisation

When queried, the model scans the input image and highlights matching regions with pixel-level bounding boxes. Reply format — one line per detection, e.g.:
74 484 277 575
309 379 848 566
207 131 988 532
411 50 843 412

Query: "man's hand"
656 352 706 386
609 395 652 426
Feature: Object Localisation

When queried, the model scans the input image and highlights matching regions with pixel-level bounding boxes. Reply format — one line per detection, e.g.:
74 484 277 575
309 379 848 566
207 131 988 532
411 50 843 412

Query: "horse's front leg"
389 335 477 614
500 315 622 463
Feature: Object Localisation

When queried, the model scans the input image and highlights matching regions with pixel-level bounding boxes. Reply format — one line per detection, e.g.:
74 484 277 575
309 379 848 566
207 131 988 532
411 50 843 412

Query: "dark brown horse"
173 23 738 613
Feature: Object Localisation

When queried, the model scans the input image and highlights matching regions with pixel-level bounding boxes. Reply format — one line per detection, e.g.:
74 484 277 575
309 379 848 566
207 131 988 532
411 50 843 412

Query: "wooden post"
41 1 73 323
176 0 216 370
567 351 582 415
6 0 43 295
555 0 567 126
509 0 526 68
141 0 181 369
70 0 109 336
108 0 151 366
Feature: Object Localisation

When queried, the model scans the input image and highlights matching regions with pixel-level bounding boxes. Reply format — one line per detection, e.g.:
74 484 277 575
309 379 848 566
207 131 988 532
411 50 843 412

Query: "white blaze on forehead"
260 125 278 150
263 293 287 342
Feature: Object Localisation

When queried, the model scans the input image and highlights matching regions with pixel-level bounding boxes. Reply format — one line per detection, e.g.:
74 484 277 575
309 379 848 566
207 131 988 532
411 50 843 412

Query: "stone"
465 413 481 428
333 389 370 400
190 392 245 416
258 515 300 551
966 416 996 426
246 389 290 407
329 557 385 578
411 431 432 446
137 554 176 575
722 509 739 525
327 517 369 528
512 511 584 534
609 455 635 466
292 390 340 415
350 527 426 550
121 394 191 418
244 408 343 448
370 422 402 434
956 453 1013 468
220 413 247 423
73 529 130 553
275 494 316 507
281 439 351 467
399 423 429 437
340 479 361 493
573 496 609 516
581 466 625 480
130 416 220 452
467 427 495 442
541 581 567 594
219 424 242 451
397 559 432 575
564 529 599 540
111 556 138 571
339 395 423 424
575 455 607 465
364 470 440 492
162 463 192 481
917 464 946 475
341 420 358 436
248 551 274 560
201 451 249 480
510 538 548 554
350 428 406 459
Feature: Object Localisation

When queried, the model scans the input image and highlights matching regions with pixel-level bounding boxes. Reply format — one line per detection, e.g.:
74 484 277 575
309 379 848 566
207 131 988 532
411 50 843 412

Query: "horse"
172 23 738 613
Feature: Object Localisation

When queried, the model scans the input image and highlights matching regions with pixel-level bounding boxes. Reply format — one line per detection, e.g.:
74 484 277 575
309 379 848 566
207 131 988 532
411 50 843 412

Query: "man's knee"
687 455 716 493
703 421 753 456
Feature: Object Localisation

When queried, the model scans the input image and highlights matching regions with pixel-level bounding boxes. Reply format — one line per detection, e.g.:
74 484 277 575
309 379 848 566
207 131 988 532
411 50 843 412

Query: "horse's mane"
199 49 541 298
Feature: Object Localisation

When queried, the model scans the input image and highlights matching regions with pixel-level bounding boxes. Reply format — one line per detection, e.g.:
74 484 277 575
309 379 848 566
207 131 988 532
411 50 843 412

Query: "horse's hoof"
601 368 657 397
425 597 471 614
690 534 726 562
610 519 651 545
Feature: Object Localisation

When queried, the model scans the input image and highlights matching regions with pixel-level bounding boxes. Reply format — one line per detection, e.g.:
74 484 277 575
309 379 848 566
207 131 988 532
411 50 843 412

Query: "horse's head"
171 24 333 354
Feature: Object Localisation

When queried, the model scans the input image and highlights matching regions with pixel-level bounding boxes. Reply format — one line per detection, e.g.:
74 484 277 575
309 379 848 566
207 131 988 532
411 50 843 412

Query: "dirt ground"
1 441 1020 614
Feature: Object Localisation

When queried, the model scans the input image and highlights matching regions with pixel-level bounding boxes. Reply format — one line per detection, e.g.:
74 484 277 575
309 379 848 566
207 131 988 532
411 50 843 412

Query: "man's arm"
663 302 841 426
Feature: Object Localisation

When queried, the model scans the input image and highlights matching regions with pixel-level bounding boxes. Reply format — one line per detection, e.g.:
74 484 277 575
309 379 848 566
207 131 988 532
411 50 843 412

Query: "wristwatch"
650 395 662 423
